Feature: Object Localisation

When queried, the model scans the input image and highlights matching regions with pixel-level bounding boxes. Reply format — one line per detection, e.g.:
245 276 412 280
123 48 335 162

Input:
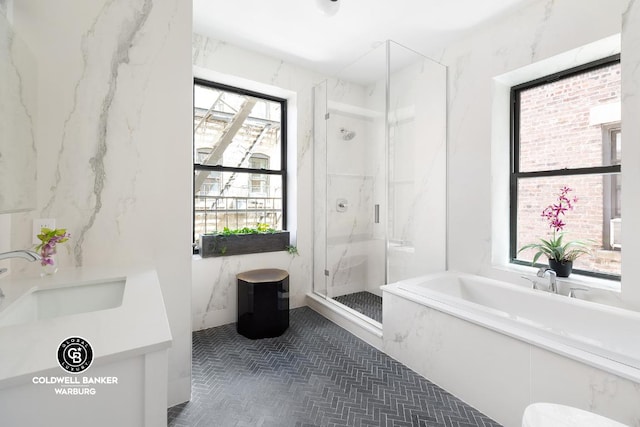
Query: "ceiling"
193 0 532 76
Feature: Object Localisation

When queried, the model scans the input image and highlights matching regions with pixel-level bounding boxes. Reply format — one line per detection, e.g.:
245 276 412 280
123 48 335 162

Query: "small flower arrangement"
518 186 590 266
35 227 70 267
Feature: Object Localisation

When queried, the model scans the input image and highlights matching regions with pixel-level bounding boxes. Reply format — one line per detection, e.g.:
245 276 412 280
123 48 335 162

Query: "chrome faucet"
536 267 557 293
0 250 41 262
0 250 40 303
521 275 540 290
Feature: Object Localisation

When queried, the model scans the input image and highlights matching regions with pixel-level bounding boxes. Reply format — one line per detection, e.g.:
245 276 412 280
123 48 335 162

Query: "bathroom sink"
0 278 126 327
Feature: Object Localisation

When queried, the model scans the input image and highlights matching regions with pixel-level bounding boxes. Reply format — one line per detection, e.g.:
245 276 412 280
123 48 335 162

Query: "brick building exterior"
516 62 621 276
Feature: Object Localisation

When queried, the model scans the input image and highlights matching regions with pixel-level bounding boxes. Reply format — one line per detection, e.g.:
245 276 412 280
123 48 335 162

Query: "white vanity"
0 267 172 427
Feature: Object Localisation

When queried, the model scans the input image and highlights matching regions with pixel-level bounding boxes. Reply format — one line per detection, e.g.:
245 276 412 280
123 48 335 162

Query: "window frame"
602 125 621 251
248 153 270 196
192 79 288 249
509 54 621 280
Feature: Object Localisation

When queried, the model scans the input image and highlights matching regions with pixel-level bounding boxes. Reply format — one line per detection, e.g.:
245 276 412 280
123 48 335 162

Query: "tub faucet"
521 276 540 290
0 250 41 262
536 267 557 293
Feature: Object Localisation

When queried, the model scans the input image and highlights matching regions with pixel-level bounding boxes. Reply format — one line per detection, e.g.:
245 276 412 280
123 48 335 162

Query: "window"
193 80 287 246
510 55 621 279
248 154 270 195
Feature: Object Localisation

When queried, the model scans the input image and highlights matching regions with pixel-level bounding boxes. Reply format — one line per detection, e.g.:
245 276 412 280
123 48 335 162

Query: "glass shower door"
322 44 387 322
313 41 447 325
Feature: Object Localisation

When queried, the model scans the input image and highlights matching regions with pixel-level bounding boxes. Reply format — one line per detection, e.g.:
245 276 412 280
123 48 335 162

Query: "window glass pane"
518 62 620 172
194 170 283 240
194 84 282 170
611 128 621 164
516 175 621 277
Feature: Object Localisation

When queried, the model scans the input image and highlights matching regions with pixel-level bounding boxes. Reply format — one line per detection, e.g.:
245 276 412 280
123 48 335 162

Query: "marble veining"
41 3 106 217
203 257 234 315
296 128 313 173
623 0 638 27
72 0 153 266
383 275 640 426
9 32 35 156
191 33 319 330
0 11 36 213
530 0 556 61
588 375 620 411
8 0 193 407
192 35 224 65
270 59 285 84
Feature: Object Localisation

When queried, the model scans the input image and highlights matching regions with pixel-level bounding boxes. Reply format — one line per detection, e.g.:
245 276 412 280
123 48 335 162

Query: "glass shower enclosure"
313 41 447 324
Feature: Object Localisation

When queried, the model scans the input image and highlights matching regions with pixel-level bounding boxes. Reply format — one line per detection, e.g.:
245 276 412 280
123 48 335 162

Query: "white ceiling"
193 0 532 75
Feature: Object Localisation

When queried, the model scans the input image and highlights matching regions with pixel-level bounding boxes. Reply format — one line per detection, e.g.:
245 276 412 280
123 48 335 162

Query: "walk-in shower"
313 40 447 327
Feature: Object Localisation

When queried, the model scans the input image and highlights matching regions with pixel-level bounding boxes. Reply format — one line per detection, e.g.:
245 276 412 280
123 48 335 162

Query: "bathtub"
381 271 640 427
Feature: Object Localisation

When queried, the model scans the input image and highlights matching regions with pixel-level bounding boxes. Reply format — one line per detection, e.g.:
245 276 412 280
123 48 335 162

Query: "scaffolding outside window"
193 80 287 248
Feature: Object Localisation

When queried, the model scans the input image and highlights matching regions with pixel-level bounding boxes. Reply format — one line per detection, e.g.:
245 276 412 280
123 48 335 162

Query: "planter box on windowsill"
199 231 290 258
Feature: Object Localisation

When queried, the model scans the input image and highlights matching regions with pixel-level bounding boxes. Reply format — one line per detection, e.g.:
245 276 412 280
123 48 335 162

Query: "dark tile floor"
333 291 383 323
168 307 501 427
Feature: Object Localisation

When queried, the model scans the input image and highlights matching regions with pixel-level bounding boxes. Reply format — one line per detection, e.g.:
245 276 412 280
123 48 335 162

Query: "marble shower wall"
313 78 382 299
324 74 386 298
191 34 325 330
10 0 193 406
442 0 640 310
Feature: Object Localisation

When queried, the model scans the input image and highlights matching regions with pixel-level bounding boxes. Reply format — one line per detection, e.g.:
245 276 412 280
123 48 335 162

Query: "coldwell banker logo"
31 336 118 396
57 336 93 373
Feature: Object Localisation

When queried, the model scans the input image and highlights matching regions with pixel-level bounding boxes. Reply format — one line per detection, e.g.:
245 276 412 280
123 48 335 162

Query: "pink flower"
36 229 70 267
541 186 576 232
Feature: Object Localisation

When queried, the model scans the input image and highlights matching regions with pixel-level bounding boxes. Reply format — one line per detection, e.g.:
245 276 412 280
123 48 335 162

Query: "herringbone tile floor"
168 307 501 427
333 292 383 323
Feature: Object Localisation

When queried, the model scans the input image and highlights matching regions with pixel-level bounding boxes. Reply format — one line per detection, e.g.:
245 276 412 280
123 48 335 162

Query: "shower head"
340 128 356 141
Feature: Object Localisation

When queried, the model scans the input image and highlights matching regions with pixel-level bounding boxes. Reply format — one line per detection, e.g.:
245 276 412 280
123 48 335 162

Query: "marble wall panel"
442 0 640 310
10 0 193 405
191 34 326 330
0 11 35 213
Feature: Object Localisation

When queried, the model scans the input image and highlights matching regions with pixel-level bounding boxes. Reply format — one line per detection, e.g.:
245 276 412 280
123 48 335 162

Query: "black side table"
236 269 289 339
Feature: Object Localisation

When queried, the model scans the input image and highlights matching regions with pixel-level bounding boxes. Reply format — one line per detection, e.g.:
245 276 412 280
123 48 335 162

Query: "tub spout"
536 267 557 293
521 276 540 290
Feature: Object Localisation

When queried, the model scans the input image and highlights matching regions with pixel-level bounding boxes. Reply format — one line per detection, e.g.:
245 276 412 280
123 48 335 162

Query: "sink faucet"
0 250 41 262
0 250 41 304
536 267 557 293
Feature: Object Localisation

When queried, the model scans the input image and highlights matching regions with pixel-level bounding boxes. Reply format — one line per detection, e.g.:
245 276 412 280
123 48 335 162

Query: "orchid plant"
35 227 70 267
518 186 590 264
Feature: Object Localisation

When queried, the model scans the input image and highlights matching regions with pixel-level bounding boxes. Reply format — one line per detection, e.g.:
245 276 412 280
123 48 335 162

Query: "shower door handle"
374 204 380 224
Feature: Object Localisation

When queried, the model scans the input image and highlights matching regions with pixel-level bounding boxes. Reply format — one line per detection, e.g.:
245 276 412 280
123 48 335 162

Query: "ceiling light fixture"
316 0 339 16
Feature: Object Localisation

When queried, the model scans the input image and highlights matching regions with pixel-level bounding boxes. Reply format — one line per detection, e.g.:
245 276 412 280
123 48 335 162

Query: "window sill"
493 263 621 294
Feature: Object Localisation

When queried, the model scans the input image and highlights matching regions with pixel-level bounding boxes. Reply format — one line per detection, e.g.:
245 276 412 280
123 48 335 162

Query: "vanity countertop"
0 267 172 387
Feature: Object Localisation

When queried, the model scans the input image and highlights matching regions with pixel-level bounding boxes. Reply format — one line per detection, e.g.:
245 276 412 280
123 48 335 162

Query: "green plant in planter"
517 186 591 265
285 245 298 256
200 223 289 258
218 223 277 235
